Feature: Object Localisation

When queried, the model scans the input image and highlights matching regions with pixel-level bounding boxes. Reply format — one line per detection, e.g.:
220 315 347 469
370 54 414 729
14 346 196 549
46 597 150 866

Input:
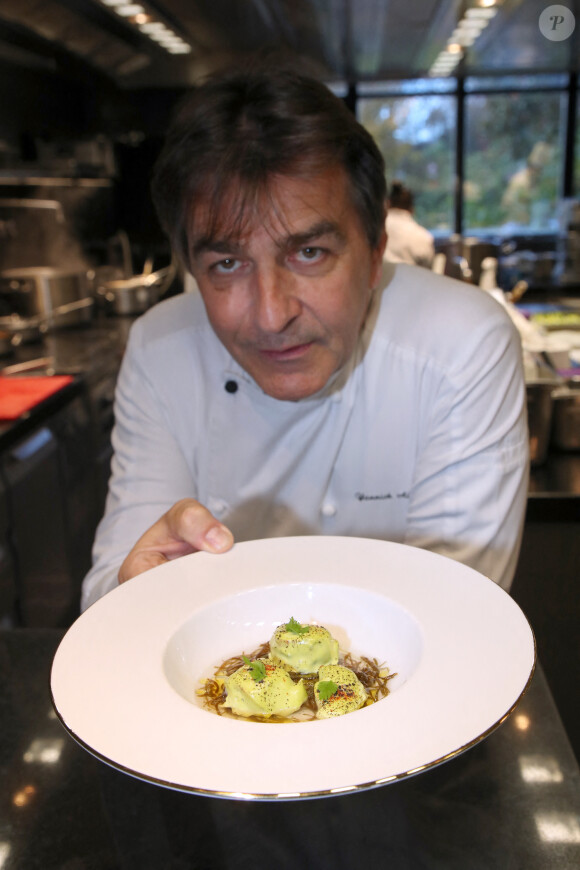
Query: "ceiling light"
455 19 488 34
466 7 498 20
438 50 461 63
430 58 460 73
98 0 192 57
429 2 496 76
116 4 145 16
149 31 174 43
138 22 168 33
429 44 463 77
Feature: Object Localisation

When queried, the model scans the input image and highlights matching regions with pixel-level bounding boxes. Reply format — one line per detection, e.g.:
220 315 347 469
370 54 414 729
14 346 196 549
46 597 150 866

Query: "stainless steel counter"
1 629 580 869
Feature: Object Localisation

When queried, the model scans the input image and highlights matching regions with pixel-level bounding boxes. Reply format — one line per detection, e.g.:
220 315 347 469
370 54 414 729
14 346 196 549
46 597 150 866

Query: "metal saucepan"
0 266 93 325
551 383 580 451
0 297 95 346
96 265 175 316
0 356 55 376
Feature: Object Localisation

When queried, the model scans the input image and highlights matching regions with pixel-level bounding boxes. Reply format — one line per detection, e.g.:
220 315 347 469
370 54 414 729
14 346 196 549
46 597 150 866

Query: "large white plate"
51 537 535 801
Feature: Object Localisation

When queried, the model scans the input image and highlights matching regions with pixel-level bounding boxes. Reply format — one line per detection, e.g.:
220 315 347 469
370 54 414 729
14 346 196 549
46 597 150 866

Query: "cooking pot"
0 298 94 347
0 267 93 326
96 265 174 316
526 379 560 465
551 383 580 451
0 314 47 346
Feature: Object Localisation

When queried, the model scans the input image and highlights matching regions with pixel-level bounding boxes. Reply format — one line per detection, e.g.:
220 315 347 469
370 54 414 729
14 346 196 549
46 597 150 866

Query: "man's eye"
296 247 324 263
212 258 240 274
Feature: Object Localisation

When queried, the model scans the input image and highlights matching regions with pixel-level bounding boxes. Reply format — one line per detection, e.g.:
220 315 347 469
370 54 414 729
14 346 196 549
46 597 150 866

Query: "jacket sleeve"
402 311 529 591
80 322 197 610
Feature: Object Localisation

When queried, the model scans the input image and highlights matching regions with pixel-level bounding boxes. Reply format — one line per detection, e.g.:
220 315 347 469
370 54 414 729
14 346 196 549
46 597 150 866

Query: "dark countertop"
0 315 133 451
527 454 580 522
1 628 580 869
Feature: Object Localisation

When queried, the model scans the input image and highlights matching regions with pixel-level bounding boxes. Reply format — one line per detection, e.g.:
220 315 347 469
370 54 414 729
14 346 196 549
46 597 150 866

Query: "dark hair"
151 62 387 267
388 181 414 211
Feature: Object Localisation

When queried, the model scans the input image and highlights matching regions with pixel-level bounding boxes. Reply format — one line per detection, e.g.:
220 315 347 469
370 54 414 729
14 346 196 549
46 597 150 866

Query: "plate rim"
51 536 537 801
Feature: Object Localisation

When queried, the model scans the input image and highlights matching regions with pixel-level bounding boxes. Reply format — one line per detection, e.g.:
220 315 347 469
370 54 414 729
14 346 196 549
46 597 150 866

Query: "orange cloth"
0 376 73 420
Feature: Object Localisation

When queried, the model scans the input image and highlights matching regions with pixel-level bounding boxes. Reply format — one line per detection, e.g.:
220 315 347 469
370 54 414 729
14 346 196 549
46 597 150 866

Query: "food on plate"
198 617 394 723
314 664 368 719
221 656 308 719
269 617 339 674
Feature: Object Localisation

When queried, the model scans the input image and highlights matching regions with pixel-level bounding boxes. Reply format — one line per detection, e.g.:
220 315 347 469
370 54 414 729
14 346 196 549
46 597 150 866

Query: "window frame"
353 73 578 239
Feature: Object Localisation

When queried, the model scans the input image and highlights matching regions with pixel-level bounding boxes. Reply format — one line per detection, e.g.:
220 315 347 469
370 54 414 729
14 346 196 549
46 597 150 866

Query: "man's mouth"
258 342 314 362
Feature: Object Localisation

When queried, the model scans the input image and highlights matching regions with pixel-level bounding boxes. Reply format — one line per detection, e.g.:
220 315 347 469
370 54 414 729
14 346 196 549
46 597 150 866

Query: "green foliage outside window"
358 95 456 235
464 91 564 232
358 81 572 238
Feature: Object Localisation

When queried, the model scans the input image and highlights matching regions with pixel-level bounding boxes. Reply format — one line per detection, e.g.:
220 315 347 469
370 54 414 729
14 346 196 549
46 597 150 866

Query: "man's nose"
252 265 301 333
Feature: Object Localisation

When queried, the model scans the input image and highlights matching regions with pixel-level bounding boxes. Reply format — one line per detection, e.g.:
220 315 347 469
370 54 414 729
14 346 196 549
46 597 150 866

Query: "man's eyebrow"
190 220 346 260
190 237 242 258
282 220 346 250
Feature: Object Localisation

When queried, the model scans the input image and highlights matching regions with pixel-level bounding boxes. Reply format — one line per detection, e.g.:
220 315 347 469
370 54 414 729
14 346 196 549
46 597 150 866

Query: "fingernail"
204 525 232 552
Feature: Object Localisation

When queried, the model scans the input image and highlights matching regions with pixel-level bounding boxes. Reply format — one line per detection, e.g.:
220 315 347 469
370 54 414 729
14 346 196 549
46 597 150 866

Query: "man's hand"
118 498 234 583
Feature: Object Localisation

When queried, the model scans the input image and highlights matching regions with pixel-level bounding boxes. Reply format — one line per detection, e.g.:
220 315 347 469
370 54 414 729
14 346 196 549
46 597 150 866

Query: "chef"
384 181 436 268
81 62 529 609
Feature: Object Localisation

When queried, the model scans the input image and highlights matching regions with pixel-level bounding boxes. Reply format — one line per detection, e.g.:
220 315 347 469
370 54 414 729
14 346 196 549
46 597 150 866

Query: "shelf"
0 175 113 188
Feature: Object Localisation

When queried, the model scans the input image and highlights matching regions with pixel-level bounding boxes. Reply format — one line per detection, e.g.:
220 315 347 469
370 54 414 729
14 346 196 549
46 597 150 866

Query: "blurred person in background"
384 181 435 269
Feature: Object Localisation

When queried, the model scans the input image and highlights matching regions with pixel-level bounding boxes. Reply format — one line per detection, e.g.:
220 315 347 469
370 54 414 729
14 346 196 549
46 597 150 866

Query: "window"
463 77 568 236
575 76 580 197
358 86 456 236
357 74 577 240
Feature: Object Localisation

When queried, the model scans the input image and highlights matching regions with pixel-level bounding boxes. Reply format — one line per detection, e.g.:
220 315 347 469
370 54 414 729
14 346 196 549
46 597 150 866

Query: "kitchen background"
0 0 579 754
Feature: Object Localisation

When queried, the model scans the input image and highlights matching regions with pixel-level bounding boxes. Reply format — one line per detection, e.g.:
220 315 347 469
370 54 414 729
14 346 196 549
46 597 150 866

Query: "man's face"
189 167 386 401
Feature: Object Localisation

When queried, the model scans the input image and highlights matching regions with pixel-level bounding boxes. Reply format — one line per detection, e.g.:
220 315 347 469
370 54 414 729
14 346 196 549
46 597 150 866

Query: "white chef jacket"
385 209 435 269
81 263 529 609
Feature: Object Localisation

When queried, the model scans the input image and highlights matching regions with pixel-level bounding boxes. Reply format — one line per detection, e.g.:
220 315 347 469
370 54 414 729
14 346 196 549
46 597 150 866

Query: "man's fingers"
201 523 234 553
169 499 234 553
119 550 170 582
118 499 234 584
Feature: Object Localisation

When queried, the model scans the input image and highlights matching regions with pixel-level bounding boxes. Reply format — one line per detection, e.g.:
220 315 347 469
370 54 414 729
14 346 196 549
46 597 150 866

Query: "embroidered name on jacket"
355 492 409 501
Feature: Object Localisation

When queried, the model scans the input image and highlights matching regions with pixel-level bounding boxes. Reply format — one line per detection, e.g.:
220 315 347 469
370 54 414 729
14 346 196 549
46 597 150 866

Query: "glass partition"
358 93 456 236
357 74 577 240
463 86 567 237
576 78 580 197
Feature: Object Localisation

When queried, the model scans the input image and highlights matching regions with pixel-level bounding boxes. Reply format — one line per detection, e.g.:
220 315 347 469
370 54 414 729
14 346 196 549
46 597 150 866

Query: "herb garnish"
242 655 266 682
317 680 339 701
285 616 309 635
